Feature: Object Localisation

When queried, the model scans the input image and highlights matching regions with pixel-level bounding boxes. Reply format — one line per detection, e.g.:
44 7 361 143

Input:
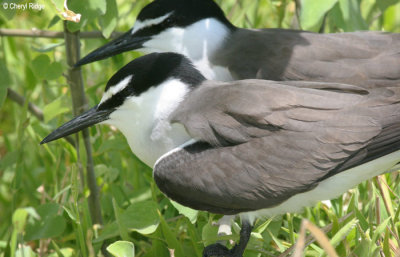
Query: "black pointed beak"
41 106 114 144
75 31 151 67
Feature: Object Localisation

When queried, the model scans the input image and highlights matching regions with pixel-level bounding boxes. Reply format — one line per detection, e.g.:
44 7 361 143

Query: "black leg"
203 220 252 257
203 243 231 257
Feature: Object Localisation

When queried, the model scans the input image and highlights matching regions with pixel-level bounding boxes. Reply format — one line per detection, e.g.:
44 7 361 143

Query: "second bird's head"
41 53 205 147
75 0 235 66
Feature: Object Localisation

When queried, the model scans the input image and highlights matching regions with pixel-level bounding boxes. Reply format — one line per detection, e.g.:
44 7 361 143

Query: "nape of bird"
43 52 400 257
75 0 400 87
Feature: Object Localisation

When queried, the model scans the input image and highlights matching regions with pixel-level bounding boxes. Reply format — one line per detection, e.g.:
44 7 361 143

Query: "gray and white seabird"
43 53 400 256
75 0 400 87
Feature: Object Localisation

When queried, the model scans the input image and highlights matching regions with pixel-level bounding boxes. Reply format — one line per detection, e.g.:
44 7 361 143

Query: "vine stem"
0 28 122 39
63 21 103 226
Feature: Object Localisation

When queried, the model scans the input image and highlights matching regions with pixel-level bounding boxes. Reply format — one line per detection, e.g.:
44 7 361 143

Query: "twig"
6 88 76 146
0 28 122 39
293 219 339 257
63 21 103 226
7 88 44 121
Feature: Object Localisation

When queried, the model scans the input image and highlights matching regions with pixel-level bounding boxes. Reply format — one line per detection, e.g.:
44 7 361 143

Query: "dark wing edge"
156 83 400 215
154 122 400 215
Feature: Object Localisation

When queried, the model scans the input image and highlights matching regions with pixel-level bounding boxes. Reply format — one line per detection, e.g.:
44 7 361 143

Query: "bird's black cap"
75 0 235 67
42 53 205 144
99 52 206 110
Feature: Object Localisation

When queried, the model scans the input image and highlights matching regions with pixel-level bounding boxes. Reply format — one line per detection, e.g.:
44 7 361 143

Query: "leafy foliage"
107 241 135 257
1 0 400 256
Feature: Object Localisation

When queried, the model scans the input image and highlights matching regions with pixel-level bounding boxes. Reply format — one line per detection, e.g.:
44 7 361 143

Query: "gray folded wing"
153 81 400 214
214 29 400 87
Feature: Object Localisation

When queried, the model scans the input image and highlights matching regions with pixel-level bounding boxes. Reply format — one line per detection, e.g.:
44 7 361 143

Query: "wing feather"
154 82 400 214
214 29 400 87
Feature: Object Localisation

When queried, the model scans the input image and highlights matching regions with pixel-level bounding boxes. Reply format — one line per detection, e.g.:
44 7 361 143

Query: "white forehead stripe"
100 75 133 105
131 12 174 35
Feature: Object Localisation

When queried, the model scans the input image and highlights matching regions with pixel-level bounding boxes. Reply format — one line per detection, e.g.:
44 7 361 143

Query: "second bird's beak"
75 31 151 67
41 106 114 144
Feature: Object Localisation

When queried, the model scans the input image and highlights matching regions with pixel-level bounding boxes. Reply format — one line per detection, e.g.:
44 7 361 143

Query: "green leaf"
300 0 338 31
142 227 169 257
338 0 368 31
47 247 74 257
65 1 89 32
377 0 399 12
66 0 106 32
113 198 131 241
268 228 286 252
12 207 40 233
159 212 185 257
261 218 282 247
99 0 118 38
383 227 391 257
32 54 51 78
94 223 119 243
39 218 65 238
107 241 135 257
89 0 107 15
25 203 66 241
25 207 41 220
254 218 272 234
372 217 391 243
202 222 219 246
48 15 61 28
63 206 78 222
120 201 160 235
170 200 198 224
353 238 374 257
12 209 29 233
46 61 63 80
97 137 129 154
31 54 63 80
0 82 7 109
24 65 37 90
52 185 72 202
95 164 119 183
49 0 64 12
32 42 65 53
0 150 18 170
330 218 358 247
355 209 369 231
247 231 265 256
43 96 70 123
0 58 10 109
15 245 37 257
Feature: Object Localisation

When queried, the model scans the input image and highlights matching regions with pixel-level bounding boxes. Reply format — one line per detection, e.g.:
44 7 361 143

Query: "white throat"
141 18 233 81
105 79 192 166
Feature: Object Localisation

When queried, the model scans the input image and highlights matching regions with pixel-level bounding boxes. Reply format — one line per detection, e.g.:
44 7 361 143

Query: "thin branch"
63 22 103 227
7 88 44 121
6 88 76 146
0 28 122 39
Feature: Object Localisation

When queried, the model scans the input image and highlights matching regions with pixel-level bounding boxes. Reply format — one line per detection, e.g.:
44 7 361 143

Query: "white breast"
142 18 234 81
105 79 193 166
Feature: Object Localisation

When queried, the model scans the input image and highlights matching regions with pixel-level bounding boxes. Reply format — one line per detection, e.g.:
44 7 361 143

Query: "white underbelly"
126 122 192 167
241 150 400 223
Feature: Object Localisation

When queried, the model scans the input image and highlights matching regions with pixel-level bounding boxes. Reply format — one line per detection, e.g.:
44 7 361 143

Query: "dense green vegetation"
1 0 400 256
